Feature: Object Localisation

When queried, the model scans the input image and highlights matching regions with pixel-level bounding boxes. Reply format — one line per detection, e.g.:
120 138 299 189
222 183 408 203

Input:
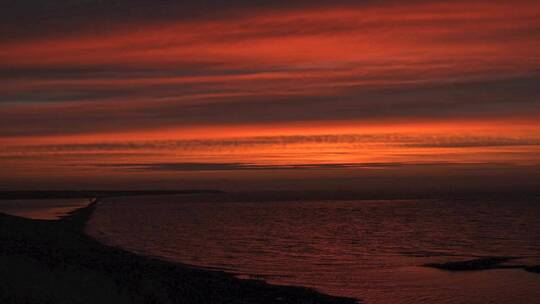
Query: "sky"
1 0 540 192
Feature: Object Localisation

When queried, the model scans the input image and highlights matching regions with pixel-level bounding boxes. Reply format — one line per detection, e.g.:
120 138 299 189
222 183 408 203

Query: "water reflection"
87 195 540 303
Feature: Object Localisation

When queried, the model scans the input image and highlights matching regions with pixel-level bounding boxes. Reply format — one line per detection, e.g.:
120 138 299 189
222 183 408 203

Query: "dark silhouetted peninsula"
0 190 223 200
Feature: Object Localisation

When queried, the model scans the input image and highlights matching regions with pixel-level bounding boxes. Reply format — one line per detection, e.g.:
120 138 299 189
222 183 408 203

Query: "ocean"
79 193 540 304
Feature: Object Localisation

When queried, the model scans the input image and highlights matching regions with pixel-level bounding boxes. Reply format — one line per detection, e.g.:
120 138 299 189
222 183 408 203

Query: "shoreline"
0 194 358 304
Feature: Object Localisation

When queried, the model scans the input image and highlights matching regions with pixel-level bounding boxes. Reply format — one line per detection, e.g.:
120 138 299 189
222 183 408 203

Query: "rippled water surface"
87 195 540 303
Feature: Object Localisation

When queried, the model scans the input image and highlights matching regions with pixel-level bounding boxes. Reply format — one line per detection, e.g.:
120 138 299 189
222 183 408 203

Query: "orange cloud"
1 0 540 189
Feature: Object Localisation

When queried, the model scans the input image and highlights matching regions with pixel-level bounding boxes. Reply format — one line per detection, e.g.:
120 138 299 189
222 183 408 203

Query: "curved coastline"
0 193 358 304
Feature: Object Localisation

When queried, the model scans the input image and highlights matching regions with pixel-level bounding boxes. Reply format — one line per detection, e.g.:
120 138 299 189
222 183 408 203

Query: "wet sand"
0 194 357 304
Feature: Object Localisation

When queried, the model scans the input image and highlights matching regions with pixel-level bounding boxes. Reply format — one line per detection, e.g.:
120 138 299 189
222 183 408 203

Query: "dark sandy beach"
0 192 357 304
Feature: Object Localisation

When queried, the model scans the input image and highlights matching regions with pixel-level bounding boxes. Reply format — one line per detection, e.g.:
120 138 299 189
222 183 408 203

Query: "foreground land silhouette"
0 191 358 304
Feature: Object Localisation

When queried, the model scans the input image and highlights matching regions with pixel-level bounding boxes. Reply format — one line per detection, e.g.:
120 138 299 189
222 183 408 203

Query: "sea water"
82 194 540 303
